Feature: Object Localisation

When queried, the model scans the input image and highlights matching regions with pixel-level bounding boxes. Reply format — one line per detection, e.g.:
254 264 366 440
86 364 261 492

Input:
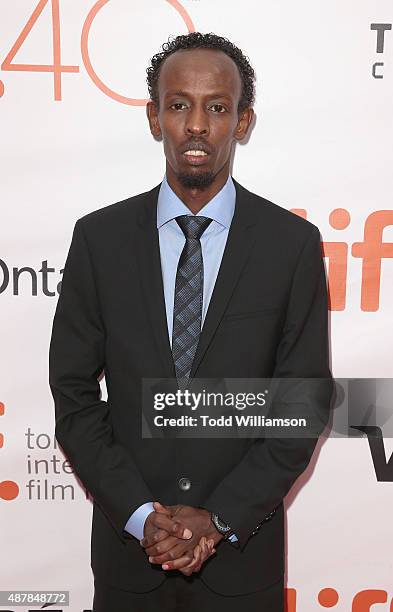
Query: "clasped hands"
139 501 224 576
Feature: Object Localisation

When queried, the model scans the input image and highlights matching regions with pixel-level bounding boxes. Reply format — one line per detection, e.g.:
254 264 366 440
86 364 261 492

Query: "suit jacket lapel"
190 179 258 378
134 179 258 381
134 184 176 380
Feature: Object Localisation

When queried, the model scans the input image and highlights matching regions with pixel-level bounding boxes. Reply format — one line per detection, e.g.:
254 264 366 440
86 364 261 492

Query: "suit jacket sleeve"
202 224 333 551
49 219 154 543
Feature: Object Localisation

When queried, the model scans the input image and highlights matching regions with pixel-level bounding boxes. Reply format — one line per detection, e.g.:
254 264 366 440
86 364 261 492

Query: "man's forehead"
159 48 241 92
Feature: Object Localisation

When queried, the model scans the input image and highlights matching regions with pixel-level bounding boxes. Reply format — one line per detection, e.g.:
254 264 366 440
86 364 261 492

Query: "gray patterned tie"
172 214 213 390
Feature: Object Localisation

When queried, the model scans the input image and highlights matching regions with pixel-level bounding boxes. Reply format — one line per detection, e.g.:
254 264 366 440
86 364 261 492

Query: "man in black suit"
49 32 332 611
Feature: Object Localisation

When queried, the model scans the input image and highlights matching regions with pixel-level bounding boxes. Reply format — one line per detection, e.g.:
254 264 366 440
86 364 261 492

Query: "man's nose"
184 105 209 136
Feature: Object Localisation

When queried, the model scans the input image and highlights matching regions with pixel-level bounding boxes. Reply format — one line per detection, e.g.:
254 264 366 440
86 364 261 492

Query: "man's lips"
182 151 210 165
180 142 211 155
180 144 211 165
184 149 209 157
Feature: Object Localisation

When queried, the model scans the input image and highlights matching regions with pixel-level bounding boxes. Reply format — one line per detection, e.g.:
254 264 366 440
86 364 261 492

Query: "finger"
170 504 183 517
191 539 205 573
153 501 171 515
187 537 205 568
154 501 182 517
193 538 214 574
182 535 210 576
149 540 191 565
154 513 192 539
191 537 211 574
140 528 171 550
140 528 169 549
162 551 195 571
145 535 179 558
207 539 216 555
199 537 211 564
141 514 192 547
180 542 202 576
183 538 203 568
191 538 211 574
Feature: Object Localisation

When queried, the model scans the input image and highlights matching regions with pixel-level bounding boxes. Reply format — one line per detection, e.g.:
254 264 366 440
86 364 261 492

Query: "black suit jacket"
49 178 332 595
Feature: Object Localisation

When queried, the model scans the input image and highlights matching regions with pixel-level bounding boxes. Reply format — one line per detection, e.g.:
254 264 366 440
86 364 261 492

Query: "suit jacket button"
178 477 191 491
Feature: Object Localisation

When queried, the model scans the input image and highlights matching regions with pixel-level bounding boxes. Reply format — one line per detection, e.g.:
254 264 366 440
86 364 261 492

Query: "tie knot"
175 215 213 240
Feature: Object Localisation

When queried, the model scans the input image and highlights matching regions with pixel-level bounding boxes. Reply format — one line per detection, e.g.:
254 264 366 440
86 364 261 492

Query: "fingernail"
162 564 169 570
148 556 153 562
184 528 192 538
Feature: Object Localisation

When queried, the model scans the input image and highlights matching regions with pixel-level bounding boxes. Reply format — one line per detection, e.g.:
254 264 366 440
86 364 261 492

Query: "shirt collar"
157 173 236 230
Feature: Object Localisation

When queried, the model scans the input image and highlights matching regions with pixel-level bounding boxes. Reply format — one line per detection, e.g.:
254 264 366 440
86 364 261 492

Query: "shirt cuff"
124 501 154 541
228 532 239 542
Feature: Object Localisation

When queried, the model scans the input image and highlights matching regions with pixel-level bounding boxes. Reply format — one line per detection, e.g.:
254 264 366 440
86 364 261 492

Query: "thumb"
153 501 171 515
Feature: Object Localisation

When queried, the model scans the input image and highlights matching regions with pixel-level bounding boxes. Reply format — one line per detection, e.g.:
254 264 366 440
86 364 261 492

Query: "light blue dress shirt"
124 173 238 543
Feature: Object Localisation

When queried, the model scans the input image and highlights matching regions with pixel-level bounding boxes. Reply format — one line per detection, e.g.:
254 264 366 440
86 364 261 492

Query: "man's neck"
165 170 230 215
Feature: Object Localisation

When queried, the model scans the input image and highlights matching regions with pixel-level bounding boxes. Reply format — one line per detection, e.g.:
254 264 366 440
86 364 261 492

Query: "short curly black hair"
146 32 256 114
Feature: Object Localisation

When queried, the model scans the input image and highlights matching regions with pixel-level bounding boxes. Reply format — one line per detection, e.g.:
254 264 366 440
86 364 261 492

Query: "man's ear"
146 100 162 138
234 107 254 141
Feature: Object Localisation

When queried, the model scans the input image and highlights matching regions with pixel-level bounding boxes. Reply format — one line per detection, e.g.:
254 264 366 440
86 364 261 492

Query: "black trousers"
92 572 284 612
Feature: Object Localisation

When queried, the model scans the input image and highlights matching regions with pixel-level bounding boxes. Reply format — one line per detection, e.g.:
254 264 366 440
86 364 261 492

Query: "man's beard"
177 170 215 189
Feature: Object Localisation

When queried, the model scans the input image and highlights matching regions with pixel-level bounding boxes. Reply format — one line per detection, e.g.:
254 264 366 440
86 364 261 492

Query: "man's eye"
170 103 187 110
210 104 226 113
